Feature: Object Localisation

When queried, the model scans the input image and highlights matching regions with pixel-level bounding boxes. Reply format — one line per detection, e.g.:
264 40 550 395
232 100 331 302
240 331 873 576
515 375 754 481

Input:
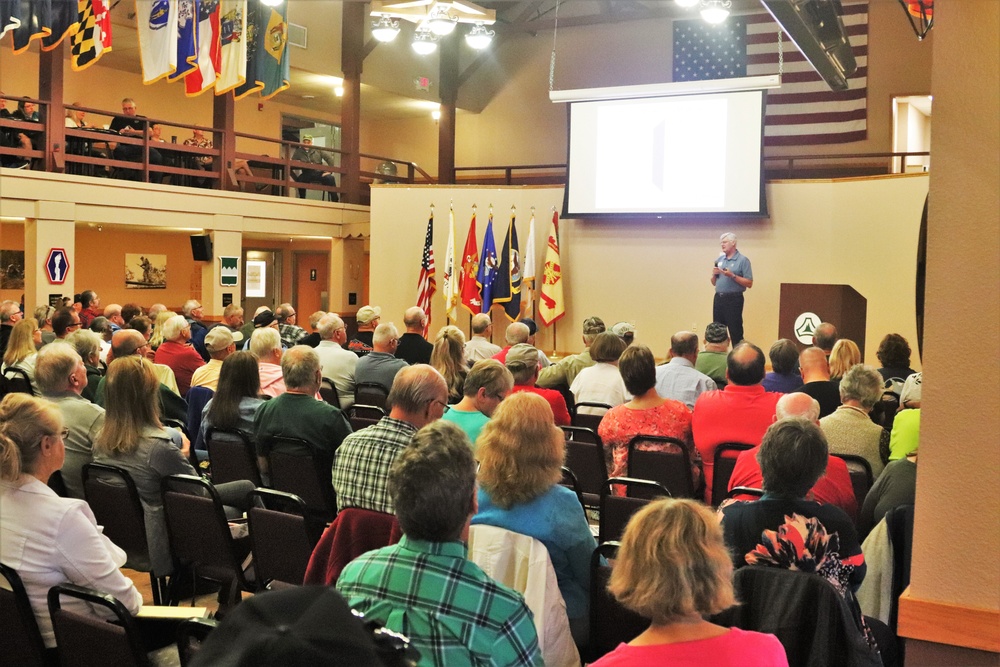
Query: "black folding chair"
572 401 612 431
268 437 337 522
319 378 339 407
205 428 262 486
558 466 586 510
247 489 319 589
598 477 669 543
48 584 148 667
347 404 385 431
0 562 49 667
627 435 695 499
177 617 219 667
2 366 34 395
712 442 755 506
561 425 608 508
586 542 649 662
832 453 875 513
354 382 389 411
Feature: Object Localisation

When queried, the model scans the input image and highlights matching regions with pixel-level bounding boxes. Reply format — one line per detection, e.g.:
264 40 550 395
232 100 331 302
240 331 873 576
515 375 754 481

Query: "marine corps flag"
136 0 179 83
538 211 565 326
459 212 481 315
493 213 522 322
71 0 112 71
442 208 459 321
234 0 290 100
477 214 499 314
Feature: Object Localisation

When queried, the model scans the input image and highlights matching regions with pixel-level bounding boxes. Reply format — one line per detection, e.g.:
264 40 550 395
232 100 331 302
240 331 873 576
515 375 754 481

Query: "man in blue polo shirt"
711 232 753 344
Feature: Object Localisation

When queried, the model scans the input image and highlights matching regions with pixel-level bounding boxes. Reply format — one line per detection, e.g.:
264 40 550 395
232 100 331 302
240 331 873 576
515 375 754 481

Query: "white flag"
442 208 459 321
522 213 537 316
215 0 247 94
136 0 178 84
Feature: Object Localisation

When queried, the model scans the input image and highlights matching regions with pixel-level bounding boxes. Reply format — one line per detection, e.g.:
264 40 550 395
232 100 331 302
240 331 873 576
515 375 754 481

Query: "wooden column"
39 41 65 173
341 1 364 204
213 92 236 190
438 31 459 184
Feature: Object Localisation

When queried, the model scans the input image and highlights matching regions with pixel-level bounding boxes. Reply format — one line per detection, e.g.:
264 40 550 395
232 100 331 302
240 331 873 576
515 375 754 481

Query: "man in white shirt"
655 331 718 409
314 313 357 410
464 312 501 363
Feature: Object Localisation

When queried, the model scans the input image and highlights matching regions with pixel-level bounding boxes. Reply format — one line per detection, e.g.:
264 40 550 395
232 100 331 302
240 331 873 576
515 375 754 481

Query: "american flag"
673 1 868 146
416 214 436 337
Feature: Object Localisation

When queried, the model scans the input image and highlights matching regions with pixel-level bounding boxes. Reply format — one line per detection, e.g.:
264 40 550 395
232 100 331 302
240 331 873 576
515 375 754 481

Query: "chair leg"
149 573 161 605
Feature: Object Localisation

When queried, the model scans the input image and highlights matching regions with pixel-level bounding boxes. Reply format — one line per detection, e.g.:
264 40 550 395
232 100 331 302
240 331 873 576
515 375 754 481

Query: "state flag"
167 0 198 82
215 0 247 94
136 0 178 83
235 1 289 100
185 0 221 95
71 0 113 71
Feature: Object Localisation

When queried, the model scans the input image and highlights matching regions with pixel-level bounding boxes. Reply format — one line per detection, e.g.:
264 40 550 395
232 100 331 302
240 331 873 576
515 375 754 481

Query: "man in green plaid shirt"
337 421 542 666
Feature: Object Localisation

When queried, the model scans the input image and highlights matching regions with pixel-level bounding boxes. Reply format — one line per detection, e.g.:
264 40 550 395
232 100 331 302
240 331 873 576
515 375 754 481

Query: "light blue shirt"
655 356 718 409
715 249 753 293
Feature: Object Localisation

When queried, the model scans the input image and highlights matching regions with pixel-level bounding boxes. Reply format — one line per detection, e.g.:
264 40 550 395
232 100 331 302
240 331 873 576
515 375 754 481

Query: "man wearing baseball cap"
695 322 731 389
348 305 380 357
536 315 606 390
190 326 244 392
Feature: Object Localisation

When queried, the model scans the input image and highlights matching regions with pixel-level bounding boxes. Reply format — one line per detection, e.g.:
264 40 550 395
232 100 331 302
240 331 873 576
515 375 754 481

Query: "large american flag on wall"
673 2 868 146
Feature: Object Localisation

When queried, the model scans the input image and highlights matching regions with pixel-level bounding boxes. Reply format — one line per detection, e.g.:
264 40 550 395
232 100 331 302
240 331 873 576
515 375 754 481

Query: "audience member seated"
51 306 83 343
473 392 598 644
442 359 513 449
0 94 33 168
761 338 802 394
35 343 103 499
859 451 917 537
898 371 922 409
354 321 409 393
875 333 917 387
888 408 920 461
65 328 103 402
148 309 175 351
571 332 630 414
813 321 839 358
93 356 253 578
611 321 636 347
465 312 502 363
78 290 101 328
190 326 242 392
337 420 542 666
727 393 857 519
332 364 448 514
348 304 381 357
274 303 306 348
794 347 841 418
253 345 352 476
108 97 164 182
34 304 56 346
313 313 357 410
654 330 718 409
0 393 143 652
291 134 338 200
298 310 325 348
102 303 125 331
195 351 264 452
520 318 553 367
2 317 40 394
89 316 114 362
396 306 434 365
694 322 731 388
431 325 468 403
719 417 891 661
829 338 861 383
537 315 604 390
600 344 701 490
153 314 205 396
0 299 20 356
181 300 209 358
590 498 787 667
10 98 42 158
250 327 287 397
506 343 571 426
492 321 531 364
820 364 890 477
692 341 781 503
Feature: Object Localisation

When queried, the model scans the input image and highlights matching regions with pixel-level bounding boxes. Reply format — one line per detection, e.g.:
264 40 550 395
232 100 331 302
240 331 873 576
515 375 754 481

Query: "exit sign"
414 76 431 91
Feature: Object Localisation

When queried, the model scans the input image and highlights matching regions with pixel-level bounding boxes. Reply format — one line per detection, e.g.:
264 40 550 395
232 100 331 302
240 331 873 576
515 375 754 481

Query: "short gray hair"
403 307 426 329
505 322 530 345
318 313 344 340
839 363 884 409
0 300 18 322
758 417 828 498
471 313 492 334
66 329 102 363
250 327 281 359
182 299 201 316
720 232 737 243
373 322 399 347
275 303 295 322
775 392 820 422
281 345 320 390
35 342 82 394
387 364 446 414
162 315 189 341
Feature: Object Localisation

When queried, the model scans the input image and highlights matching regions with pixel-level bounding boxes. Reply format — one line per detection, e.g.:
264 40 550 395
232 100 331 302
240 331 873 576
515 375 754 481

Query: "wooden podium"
778 284 867 356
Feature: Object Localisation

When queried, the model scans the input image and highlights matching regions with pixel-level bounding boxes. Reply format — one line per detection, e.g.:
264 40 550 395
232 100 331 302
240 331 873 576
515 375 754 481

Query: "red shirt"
79 306 101 328
509 384 571 426
154 339 205 397
491 345 512 364
727 446 859 520
691 384 781 503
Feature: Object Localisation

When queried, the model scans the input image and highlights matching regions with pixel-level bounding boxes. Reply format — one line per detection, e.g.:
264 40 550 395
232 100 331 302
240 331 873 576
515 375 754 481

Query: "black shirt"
796 380 842 418
395 332 433 365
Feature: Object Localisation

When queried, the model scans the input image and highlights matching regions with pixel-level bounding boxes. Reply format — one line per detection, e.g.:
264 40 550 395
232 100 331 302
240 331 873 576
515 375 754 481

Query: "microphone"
715 252 726 269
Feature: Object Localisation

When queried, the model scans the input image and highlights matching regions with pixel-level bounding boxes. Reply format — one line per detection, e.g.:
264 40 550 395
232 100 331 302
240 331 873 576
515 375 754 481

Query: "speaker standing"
711 232 753 345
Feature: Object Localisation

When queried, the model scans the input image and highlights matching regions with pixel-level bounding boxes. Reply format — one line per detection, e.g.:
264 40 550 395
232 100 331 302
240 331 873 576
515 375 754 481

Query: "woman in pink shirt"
590 498 787 667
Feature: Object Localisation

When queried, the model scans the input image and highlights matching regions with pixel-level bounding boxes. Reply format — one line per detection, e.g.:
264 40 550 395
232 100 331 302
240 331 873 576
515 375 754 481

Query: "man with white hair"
711 232 753 345
491 321 530 364
354 322 409 393
315 313 356 410
251 327 287 397
395 306 433 365
153 314 205 396
726 392 857 518
464 312 501 363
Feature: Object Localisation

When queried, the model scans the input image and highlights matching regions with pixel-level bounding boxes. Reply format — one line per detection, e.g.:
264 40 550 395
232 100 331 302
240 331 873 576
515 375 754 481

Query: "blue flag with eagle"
476 215 499 313
493 214 522 322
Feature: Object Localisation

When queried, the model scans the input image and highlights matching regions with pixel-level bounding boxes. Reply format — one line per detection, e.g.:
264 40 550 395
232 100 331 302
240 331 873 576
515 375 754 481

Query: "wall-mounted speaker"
191 235 213 261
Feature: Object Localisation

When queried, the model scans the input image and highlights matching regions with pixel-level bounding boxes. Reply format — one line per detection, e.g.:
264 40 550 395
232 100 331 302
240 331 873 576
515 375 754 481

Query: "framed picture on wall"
125 254 167 289
0 250 25 290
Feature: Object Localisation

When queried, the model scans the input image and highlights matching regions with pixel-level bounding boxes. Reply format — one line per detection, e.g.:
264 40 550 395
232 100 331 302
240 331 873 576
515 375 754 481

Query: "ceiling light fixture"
674 0 700 7
700 0 732 24
259 0 283 7
412 27 438 55
431 109 442 120
425 5 458 36
334 85 345 97
371 14 400 42
465 22 494 49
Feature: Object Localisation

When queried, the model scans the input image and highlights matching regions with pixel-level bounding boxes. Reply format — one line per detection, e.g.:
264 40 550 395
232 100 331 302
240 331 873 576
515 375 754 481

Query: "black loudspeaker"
191 235 213 261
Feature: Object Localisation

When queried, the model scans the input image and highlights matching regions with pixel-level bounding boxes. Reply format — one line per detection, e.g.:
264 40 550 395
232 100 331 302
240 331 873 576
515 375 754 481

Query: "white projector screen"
564 89 767 217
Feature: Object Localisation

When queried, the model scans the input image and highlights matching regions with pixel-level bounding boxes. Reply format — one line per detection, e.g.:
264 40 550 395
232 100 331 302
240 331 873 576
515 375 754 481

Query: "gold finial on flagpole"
472 203 478 213
531 206 536 214
511 204 516 213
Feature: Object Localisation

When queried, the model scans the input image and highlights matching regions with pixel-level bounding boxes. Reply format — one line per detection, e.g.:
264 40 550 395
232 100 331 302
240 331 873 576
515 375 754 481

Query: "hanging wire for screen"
548 0 560 92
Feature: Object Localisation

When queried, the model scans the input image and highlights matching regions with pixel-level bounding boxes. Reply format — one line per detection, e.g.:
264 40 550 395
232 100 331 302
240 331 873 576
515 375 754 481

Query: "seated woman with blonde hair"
591 498 787 666
2 317 42 395
829 338 861 382
430 324 468 403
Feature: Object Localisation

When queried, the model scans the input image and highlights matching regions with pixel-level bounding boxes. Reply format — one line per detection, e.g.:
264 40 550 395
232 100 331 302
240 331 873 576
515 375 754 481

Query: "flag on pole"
167 0 198 82
538 211 566 326
494 214 522 322
477 214 499 314
459 213 482 315
442 208 459 322
11 0 75 52
1 2 21 40
215 0 247 94
136 0 179 83
522 213 537 318
416 214 436 338
40 2 78 50
71 0 113 71
185 0 221 95
234 0 290 100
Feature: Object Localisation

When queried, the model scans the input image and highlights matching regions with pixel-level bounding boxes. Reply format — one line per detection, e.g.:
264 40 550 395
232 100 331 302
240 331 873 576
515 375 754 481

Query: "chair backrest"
185 386 215 447
354 382 389 410
712 442 755 506
598 477 668 543
571 401 611 431
560 426 607 508
303 508 402 586
247 489 316 588
268 438 337 520
206 428 262 486
82 463 152 570
713 566 881 667
160 474 253 593
832 453 874 511
347 404 385 431
627 435 694 499
319 377 339 406
0 562 48 667
47 583 148 667
587 542 649 661
47 469 69 498
875 392 900 433
2 366 34 395
177 617 218 667
727 486 765 500
558 466 585 510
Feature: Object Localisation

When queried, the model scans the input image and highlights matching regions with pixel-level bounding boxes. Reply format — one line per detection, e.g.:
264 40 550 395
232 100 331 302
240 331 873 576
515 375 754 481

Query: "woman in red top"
598 344 702 492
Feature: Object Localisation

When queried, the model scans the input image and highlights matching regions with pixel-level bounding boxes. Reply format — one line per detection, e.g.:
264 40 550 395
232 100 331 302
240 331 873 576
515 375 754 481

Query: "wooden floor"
122 568 252 614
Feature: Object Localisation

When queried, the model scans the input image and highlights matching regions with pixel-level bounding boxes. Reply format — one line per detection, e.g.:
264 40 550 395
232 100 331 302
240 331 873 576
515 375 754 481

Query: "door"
294 252 328 318
242 249 281 316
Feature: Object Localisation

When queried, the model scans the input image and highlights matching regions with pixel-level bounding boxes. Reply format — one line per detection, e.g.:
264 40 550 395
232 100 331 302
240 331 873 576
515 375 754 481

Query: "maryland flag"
71 0 112 71
459 212 481 315
538 211 565 326
235 0 289 100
